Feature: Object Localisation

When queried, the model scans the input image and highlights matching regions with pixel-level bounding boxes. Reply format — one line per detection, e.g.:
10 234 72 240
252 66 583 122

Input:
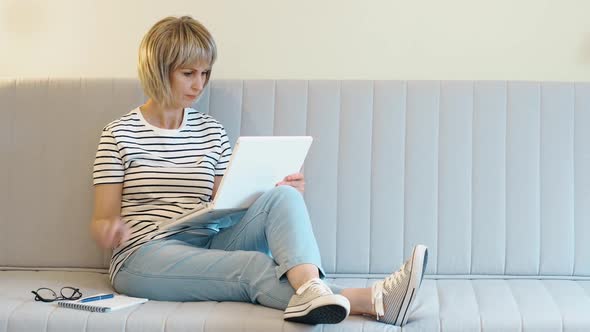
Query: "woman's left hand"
276 172 305 194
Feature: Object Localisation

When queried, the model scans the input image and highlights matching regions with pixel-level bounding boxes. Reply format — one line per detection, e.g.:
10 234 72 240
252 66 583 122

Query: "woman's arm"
211 175 223 200
90 183 130 249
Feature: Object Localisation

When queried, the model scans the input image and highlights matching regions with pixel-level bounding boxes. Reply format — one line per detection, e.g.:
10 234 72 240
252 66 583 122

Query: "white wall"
1 0 589 80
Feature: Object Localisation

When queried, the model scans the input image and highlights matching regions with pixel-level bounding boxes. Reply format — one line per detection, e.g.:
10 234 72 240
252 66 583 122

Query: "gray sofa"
1 79 589 331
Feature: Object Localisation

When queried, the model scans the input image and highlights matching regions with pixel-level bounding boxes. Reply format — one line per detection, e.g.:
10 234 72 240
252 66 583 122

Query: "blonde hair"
138 16 217 108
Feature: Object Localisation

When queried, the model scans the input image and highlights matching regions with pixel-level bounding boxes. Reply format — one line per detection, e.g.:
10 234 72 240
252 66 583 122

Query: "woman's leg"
112 231 295 310
341 288 375 315
208 186 429 326
113 185 346 319
209 185 326 289
342 245 429 326
208 185 349 324
114 184 428 326
219 190 427 324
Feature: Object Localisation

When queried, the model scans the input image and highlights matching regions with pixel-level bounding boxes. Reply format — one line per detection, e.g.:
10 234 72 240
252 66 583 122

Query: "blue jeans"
113 186 343 310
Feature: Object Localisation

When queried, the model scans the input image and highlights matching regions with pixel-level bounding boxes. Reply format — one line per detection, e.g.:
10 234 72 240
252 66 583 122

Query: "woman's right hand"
91 217 131 249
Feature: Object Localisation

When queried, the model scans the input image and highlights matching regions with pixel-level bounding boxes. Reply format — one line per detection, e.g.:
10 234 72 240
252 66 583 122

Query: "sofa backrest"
1 79 589 278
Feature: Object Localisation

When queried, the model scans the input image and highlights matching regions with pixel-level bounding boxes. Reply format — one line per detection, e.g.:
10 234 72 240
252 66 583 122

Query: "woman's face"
169 62 211 109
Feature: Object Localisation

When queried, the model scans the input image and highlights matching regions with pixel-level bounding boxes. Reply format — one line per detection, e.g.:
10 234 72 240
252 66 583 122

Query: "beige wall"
1 0 589 80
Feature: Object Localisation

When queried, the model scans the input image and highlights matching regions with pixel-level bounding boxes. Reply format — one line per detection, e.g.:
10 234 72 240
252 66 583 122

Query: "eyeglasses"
31 287 83 303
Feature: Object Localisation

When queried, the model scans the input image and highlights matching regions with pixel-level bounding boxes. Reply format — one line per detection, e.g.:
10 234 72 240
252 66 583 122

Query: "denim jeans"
113 185 343 310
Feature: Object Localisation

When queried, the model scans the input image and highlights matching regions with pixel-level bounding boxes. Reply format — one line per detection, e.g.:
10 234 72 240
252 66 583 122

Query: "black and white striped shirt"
93 107 232 283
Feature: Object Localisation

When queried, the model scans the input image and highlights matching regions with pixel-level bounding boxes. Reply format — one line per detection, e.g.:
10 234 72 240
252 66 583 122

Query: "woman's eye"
184 72 193 76
202 71 209 76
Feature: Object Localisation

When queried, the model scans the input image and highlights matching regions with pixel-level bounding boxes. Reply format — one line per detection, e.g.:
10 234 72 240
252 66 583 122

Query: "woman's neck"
140 99 184 130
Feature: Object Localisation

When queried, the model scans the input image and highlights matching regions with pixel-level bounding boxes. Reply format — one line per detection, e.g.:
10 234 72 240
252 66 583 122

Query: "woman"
91 15 428 326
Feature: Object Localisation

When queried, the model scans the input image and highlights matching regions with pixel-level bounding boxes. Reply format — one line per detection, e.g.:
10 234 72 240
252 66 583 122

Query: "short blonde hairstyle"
138 16 217 108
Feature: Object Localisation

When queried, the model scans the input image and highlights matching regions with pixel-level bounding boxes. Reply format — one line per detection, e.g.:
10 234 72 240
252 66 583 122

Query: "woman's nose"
193 76 205 91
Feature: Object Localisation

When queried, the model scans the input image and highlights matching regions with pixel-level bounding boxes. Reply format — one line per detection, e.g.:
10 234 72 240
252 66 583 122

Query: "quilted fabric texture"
1 79 589 331
1 79 589 277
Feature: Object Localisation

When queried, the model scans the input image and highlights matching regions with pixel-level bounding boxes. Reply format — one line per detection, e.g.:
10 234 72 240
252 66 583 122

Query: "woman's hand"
91 217 131 250
276 172 305 194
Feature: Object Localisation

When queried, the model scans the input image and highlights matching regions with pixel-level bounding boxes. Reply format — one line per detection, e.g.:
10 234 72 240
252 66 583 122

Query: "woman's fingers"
276 179 305 193
99 218 127 249
285 173 304 181
274 173 306 193
105 220 120 248
118 223 132 244
112 219 131 248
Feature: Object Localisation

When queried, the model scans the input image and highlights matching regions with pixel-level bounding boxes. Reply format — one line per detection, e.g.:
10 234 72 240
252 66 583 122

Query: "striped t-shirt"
93 107 232 283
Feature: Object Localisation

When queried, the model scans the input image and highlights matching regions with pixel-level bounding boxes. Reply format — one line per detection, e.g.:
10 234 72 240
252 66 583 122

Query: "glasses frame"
31 286 83 303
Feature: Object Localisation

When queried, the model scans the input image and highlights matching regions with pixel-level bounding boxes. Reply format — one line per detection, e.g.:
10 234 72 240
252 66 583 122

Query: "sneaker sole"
396 244 428 326
284 294 350 324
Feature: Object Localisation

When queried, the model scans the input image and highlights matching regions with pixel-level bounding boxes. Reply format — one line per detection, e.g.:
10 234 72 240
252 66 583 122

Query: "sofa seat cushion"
1 271 590 331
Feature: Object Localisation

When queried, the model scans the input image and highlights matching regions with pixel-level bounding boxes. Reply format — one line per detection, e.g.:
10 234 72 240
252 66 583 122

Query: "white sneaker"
284 278 350 324
371 244 428 326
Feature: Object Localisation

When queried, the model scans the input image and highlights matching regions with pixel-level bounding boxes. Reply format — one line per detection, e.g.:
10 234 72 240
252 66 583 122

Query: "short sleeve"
93 128 124 185
215 125 233 176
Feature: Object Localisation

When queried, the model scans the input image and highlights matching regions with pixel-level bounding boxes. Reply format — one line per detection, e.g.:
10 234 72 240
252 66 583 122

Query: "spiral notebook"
58 294 148 313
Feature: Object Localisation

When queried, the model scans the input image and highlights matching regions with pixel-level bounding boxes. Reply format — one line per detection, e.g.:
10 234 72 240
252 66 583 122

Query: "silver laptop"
160 136 313 231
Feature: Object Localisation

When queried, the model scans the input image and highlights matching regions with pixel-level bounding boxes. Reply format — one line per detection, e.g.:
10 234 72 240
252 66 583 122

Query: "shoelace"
296 278 331 296
371 261 409 320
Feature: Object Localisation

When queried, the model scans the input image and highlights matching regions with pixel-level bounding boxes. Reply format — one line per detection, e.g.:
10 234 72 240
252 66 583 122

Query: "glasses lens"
35 288 57 301
61 287 82 300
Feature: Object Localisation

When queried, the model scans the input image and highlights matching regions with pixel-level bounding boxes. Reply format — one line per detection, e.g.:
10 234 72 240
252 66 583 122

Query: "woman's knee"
262 185 304 208
271 184 301 197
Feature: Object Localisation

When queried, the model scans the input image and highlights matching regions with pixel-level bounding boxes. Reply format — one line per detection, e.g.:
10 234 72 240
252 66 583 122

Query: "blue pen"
79 293 114 303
